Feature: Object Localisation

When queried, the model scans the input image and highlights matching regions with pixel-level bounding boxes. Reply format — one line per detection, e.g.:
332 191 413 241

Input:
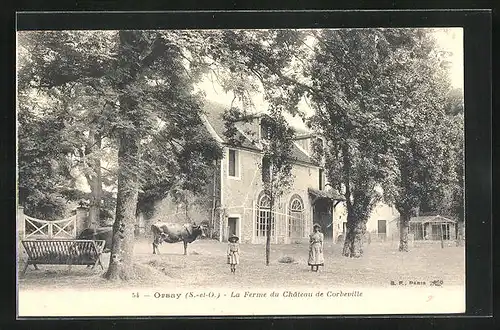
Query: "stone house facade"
145 101 344 244
143 101 408 244
332 202 400 243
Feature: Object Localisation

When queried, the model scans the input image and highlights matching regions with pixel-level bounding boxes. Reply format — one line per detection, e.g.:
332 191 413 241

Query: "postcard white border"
18 286 465 317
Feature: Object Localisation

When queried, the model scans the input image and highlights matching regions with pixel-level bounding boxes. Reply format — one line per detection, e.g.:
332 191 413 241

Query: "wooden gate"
23 214 77 240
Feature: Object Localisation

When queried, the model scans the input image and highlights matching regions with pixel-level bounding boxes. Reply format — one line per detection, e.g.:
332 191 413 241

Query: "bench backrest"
21 240 106 264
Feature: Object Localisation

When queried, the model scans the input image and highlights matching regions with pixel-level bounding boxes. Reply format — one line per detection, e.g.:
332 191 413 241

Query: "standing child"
308 223 325 272
227 235 240 274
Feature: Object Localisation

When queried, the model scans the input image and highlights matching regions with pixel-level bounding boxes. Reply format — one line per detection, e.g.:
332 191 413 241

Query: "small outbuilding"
389 215 457 241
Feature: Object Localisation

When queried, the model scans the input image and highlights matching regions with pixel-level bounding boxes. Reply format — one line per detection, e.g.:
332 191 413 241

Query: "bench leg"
21 262 30 275
33 264 40 270
92 257 104 270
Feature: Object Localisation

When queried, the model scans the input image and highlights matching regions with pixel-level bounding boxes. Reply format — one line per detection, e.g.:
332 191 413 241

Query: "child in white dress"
227 235 240 274
308 223 325 272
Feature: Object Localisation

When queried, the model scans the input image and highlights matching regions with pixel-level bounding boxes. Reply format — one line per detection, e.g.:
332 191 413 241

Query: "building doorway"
312 199 333 239
227 217 238 240
308 188 344 240
377 220 387 240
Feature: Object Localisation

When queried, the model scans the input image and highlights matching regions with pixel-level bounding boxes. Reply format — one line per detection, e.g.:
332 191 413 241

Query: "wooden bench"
21 239 106 275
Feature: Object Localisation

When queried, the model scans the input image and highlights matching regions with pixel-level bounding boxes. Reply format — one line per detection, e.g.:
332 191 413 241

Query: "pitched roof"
202 100 315 165
390 215 457 224
308 188 345 201
291 143 314 165
410 215 457 224
203 101 258 150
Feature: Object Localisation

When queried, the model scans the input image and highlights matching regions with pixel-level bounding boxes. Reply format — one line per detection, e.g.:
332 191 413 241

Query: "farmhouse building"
146 101 345 244
144 101 426 245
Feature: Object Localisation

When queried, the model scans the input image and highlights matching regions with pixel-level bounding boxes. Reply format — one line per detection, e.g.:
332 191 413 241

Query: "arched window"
288 195 305 238
256 192 275 237
260 195 271 208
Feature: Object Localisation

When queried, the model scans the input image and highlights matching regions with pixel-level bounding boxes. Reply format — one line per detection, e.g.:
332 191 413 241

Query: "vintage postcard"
16 13 468 317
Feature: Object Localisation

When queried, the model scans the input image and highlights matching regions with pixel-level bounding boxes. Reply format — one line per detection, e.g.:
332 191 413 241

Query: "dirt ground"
18 238 465 290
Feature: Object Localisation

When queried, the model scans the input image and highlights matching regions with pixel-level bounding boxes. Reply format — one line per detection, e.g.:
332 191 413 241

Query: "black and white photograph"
16 14 470 316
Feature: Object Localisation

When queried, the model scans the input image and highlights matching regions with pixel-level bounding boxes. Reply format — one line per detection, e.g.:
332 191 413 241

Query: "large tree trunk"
88 186 102 227
88 132 102 228
105 129 140 280
341 185 372 258
342 212 366 258
340 144 366 258
105 53 141 280
81 129 103 228
105 30 144 280
398 212 411 252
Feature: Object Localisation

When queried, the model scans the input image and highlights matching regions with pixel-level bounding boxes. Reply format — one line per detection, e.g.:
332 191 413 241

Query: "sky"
197 28 464 130
433 28 464 89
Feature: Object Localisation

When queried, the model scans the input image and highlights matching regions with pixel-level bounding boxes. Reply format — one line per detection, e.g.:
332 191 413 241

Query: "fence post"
48 222 53 239
17 206 25 239
75 206 89 235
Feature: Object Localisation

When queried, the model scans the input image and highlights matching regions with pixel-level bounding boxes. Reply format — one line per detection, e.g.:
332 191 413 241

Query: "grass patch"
19 239 465 290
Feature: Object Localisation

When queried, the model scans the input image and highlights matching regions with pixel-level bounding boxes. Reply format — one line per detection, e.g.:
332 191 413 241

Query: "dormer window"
314 137 324 155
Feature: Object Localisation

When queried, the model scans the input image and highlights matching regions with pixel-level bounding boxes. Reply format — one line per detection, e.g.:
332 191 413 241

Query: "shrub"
147 260 159 267
278 256 295 264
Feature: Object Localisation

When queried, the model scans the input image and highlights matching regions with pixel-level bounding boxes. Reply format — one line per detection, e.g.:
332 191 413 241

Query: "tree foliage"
306 29 392 257
17 30 225 280
367 29 463 251
17 101 74 219
18 32 121 222
233 28 465 255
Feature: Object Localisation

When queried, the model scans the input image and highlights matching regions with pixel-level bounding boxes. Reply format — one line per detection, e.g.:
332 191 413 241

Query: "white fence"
23 214 77 240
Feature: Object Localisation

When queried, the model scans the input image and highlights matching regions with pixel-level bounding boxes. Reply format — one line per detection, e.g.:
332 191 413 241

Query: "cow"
68 226 113 268
151 222 207 255
77 226 113 253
